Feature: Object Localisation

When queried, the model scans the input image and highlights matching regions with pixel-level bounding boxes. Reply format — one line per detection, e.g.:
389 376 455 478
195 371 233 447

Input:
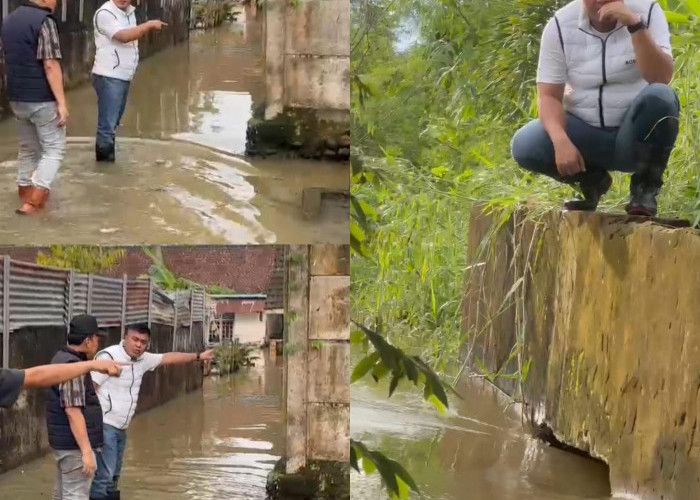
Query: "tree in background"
37 245 125 274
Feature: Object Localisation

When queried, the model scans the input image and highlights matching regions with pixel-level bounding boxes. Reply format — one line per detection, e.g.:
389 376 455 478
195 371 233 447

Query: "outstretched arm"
161 350 215 366
23 360 124 388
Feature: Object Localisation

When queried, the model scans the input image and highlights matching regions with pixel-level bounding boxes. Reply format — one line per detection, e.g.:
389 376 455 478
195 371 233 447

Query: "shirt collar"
578 1 621 32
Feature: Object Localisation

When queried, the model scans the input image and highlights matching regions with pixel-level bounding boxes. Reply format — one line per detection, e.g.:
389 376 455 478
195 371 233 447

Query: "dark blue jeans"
90 424 128 499
92 74 131 153
511 83 680 181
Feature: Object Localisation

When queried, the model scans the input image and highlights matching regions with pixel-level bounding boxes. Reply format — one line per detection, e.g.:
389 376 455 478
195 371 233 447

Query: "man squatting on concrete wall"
0 0 167 215
511 0 679 217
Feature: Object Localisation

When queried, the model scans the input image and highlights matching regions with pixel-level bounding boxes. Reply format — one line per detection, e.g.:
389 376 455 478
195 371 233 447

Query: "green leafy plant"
213 343 258 375
37 246 125 274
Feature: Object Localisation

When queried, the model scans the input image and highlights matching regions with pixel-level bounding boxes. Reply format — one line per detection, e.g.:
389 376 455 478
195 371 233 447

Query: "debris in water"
100 228 119 234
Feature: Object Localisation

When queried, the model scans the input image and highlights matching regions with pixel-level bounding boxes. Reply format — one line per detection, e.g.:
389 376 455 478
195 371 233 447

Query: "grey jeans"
52 449 96 500
9 101 66 190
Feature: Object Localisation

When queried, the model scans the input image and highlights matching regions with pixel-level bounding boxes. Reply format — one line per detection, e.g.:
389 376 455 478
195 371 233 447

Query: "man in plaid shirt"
1 0 68 214
46 315 113 499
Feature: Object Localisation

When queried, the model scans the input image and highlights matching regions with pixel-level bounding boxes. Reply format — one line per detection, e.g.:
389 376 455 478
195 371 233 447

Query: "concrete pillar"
284 245 310 473
268 244 349 499
264 0 286 119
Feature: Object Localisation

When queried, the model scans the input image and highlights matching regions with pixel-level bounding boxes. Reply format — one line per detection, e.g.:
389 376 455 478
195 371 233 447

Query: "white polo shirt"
537 0 672 128
92 0 140 81
91 342 163 430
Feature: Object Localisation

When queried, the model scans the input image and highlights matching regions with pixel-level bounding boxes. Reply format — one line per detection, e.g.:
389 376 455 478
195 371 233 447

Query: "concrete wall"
263 0 349 118
0 321 203 474
284 244 350 472
461 204 700 500
0 0 191 114
233 313 266 345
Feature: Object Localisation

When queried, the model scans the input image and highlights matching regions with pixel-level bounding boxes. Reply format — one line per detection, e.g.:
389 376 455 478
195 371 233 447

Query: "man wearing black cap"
46 314 114 500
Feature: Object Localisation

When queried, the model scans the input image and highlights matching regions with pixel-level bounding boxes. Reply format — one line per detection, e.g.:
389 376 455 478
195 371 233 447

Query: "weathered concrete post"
267 244 350 499
252 0 350 159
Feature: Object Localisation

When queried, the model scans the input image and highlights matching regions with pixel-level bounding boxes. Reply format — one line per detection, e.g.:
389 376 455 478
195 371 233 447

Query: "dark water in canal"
351 370 617 500
0 354 284 499
0 9 348 245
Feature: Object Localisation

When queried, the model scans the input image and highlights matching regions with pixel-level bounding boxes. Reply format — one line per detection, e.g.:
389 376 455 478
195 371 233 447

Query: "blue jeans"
511 83 680 181
92 74 130 152
90 424 127 499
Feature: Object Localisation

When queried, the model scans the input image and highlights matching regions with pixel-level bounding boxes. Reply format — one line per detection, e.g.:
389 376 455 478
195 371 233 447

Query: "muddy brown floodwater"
351 371 618 500
0 354 284 499
0 9 348 244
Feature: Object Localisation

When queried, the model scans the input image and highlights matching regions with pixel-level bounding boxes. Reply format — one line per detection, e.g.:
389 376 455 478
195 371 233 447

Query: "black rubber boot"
625 141 673 217
96 143 115 162
108 491 120 500
562 170 613 211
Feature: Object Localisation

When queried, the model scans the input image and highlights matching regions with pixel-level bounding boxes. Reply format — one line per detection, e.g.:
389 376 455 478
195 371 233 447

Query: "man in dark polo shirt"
0 357 122 409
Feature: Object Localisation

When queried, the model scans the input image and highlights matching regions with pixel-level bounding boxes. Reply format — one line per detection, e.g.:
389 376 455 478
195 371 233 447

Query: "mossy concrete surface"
266 458 350 500
462 204 700 500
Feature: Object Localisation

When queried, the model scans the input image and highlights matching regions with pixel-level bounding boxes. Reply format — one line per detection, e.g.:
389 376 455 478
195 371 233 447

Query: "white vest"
93 343 161 429
92 1 139 81
554 0 664 128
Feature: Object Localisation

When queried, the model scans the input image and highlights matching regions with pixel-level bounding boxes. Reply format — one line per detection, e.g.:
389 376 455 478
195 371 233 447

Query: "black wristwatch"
196 352 201 361
628 17 647 34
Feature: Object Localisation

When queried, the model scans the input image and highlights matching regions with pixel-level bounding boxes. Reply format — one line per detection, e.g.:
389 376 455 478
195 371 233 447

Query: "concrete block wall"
263 0 349 118
284 244 350 473
461 204 700 500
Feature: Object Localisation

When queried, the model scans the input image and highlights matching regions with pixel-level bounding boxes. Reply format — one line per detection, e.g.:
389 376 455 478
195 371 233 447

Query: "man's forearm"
43 60 65 106
631 30 673 84
113 23 152 43
65 408 92 454
539 94 569 145
161 352 199 365
23 361 96 388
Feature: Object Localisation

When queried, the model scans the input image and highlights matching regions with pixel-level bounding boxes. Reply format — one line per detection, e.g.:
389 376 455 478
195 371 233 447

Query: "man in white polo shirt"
89 323 214 500
92 0 167 162
511 0 679 217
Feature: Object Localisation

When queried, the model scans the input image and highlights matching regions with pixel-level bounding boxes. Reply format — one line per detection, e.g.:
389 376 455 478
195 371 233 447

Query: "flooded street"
351 375 615 500
0 354 284 499
0 10 348 244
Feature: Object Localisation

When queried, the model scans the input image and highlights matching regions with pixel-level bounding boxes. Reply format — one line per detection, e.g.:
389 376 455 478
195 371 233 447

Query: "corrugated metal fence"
0 256 207 368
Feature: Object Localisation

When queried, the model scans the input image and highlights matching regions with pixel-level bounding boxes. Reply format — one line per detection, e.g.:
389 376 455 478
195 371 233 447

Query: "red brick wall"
0 246 279 293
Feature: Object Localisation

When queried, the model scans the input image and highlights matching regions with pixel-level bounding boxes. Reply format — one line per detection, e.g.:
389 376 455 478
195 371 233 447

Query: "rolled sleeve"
58 375 86 408
95 10 124 41
37 18 62 60
536 18 568 84
647 2 672 57
0 368 25 408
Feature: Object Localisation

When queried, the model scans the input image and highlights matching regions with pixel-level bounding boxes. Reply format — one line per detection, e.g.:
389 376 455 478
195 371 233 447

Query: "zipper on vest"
124 363 135 429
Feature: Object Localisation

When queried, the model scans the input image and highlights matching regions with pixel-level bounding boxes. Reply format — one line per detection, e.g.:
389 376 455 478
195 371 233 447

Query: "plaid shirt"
59 374 86 408
36 17 61 60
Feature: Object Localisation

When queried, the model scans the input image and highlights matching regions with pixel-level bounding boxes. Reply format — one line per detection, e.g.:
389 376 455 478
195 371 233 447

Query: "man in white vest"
511 0 679 217
89 323 214 500
92 0 167 162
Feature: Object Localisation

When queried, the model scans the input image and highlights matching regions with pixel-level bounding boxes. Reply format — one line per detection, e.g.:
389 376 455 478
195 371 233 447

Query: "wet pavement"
351 375 615 500
0 353 284 499
0 9 348 244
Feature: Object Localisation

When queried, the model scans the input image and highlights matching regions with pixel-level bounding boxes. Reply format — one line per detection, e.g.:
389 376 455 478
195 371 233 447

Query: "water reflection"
351 377 613 500
0 353 285 500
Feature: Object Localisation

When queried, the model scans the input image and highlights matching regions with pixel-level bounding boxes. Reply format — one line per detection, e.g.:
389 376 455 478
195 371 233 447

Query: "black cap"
69 314 107 342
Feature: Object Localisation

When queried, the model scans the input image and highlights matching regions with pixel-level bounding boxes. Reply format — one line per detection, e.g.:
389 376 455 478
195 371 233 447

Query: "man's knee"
640 83 679 115
511 126 530 168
